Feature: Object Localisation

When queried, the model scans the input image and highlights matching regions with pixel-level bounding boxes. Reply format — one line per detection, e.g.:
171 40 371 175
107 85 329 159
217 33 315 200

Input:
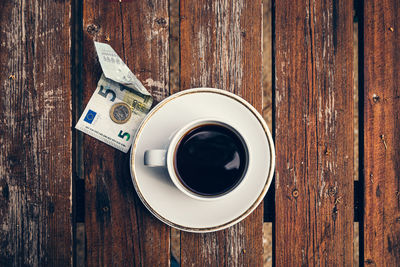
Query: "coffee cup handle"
144 149 167 167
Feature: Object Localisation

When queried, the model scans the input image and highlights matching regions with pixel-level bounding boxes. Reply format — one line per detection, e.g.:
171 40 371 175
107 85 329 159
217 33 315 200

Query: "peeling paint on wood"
180 0 263 266
274 0 354 265
0 0 72 266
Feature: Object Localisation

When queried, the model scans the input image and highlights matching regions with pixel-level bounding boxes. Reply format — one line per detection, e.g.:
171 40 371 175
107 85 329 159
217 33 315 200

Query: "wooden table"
1 0 399 266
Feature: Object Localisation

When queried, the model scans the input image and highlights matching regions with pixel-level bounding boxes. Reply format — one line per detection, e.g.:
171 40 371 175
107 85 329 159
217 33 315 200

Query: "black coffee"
175 124 248 196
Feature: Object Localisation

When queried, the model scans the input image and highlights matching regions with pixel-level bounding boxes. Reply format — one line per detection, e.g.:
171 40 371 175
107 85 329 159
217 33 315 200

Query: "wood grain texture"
180 0 263 266
274 0 354 265
0 0 72 266
363 0 400 265
82 1 170 266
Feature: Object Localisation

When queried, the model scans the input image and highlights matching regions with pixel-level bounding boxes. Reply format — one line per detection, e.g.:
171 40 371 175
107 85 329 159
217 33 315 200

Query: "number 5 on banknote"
98 85 116 102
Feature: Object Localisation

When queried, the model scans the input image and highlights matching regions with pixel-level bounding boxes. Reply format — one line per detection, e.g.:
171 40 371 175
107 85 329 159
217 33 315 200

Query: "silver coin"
110 102 132 124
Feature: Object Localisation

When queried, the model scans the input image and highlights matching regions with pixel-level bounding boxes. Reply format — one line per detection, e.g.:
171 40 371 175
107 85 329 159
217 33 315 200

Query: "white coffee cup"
144 118 249 201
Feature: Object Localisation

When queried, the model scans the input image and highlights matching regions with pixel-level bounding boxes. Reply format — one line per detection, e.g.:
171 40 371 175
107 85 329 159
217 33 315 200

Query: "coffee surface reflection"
175 124 248 196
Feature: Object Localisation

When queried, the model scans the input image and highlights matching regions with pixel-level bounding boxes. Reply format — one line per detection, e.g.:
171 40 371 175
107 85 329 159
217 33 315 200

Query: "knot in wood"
328 186 336 196
87 24 100 35
372 94 380 103
292 189 299 198
365 259 374 265
155 17 167 26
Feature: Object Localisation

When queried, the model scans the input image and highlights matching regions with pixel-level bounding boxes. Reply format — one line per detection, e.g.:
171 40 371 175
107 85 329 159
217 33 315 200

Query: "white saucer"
130 88 275 232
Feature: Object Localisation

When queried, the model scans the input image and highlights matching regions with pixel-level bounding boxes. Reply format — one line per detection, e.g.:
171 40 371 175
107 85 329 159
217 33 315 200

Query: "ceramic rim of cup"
167 118 250 201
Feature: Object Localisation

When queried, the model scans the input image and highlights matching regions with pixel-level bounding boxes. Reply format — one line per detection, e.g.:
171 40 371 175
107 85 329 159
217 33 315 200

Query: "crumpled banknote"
76 42 153 152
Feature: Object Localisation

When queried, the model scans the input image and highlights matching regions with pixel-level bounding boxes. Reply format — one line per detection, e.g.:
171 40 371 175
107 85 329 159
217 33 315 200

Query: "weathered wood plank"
363 0 400 265
0 0 72 266
82 1 170 266
180 0 263 266
274 0 354 265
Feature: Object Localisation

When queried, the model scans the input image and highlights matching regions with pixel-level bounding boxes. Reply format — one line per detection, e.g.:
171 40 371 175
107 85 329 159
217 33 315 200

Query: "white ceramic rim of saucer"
130 88 275 233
